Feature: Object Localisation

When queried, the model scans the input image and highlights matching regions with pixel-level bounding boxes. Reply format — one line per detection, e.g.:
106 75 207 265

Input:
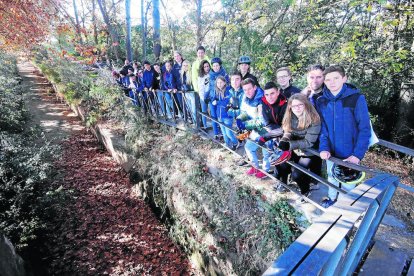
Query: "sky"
129 0 187 25
67 0 222 29
124 0 221 25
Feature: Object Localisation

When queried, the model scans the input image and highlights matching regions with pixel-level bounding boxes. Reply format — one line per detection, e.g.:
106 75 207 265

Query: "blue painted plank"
263 213 341 275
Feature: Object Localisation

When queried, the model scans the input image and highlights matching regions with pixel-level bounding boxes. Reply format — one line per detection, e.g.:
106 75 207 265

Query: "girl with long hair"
179 60 195 122
197 60 211 128
277 93 321 201
211 76 239 147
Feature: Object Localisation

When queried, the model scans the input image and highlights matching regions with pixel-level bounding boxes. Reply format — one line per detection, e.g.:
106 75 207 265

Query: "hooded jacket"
261 94 287 130
316 83 371 160
238 87 265 138
227 86 244 118
211 88 232 121
143 69 154 89
208 67 229 100
161 69 178 90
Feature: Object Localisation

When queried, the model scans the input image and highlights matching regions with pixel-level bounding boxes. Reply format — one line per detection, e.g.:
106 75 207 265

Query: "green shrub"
0 51 60 251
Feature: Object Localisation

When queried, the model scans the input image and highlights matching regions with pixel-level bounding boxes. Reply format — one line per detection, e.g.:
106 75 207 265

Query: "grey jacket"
281 115 321 156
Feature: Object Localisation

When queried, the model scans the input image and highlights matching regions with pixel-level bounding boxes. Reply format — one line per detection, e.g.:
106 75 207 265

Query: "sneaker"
231 141 242 151
321 197 337 208
214 135 223 142
246 167 258 176
255 171 268 179
296 191 312 204
270 150 292 166
310 183 320 190
274 183 288 193
237 156 249 166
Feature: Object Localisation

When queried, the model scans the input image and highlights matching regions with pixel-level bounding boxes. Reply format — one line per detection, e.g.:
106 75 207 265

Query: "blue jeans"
164 92 174 118
129 89 137 106
219 118 238 147
199 98 208 128
173 93 183 116
184 93 196 123
209 103 221 135
245 139 271 171
157 91 166 116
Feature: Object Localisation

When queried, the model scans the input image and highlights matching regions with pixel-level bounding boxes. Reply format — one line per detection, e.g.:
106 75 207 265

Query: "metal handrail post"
342 180 398 274
321 238 348 276
336 199 380 275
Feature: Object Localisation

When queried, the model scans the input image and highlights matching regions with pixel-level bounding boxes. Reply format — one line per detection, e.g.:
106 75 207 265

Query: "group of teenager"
112 46 373 208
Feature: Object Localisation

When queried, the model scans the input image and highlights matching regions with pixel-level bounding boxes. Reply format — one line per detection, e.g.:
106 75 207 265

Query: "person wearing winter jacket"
112 71 123 86
128 73 143 106
316 65 371 208
173 50 185 73
192 46 210 92
227 71 245 130
236 78 269 179
301 64 325 106
210 76 239 147
178 60 195 122
142 61 154 91
152 63 162 91
260 81 288 141
276 93 321 200
276 67 301 99
160 60 179 119
238 55 259 87
206 57 229 137
197 60 211 129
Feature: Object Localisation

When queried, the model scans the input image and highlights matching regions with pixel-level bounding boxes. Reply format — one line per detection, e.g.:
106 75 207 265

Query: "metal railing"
122 87 409 275
263 173 399 275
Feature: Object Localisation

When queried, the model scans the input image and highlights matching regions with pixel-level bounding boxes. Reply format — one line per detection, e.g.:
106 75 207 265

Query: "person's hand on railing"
343 155 360 164
320 151 331 160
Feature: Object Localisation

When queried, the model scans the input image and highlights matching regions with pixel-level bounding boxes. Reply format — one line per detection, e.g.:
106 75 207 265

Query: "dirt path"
18 61 190 274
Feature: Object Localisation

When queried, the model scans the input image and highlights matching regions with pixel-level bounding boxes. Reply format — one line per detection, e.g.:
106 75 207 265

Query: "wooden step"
359 240 408 276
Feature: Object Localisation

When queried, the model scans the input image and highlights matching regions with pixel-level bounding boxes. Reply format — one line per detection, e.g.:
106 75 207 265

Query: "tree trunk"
125 0 132 61
218 26 226 57
72 0 84 45
97 0 121 63
196 0 202 46
92 0 99 45
152 0 161 61
141 0 146 60
160 0 177 51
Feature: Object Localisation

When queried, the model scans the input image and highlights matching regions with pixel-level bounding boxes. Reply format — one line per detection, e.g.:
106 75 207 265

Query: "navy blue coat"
316 83 371 160
143 69 154 89
161 69 178 90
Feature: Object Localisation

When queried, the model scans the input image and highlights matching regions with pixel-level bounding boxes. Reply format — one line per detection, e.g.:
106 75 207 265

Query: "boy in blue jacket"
316 65 371 208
